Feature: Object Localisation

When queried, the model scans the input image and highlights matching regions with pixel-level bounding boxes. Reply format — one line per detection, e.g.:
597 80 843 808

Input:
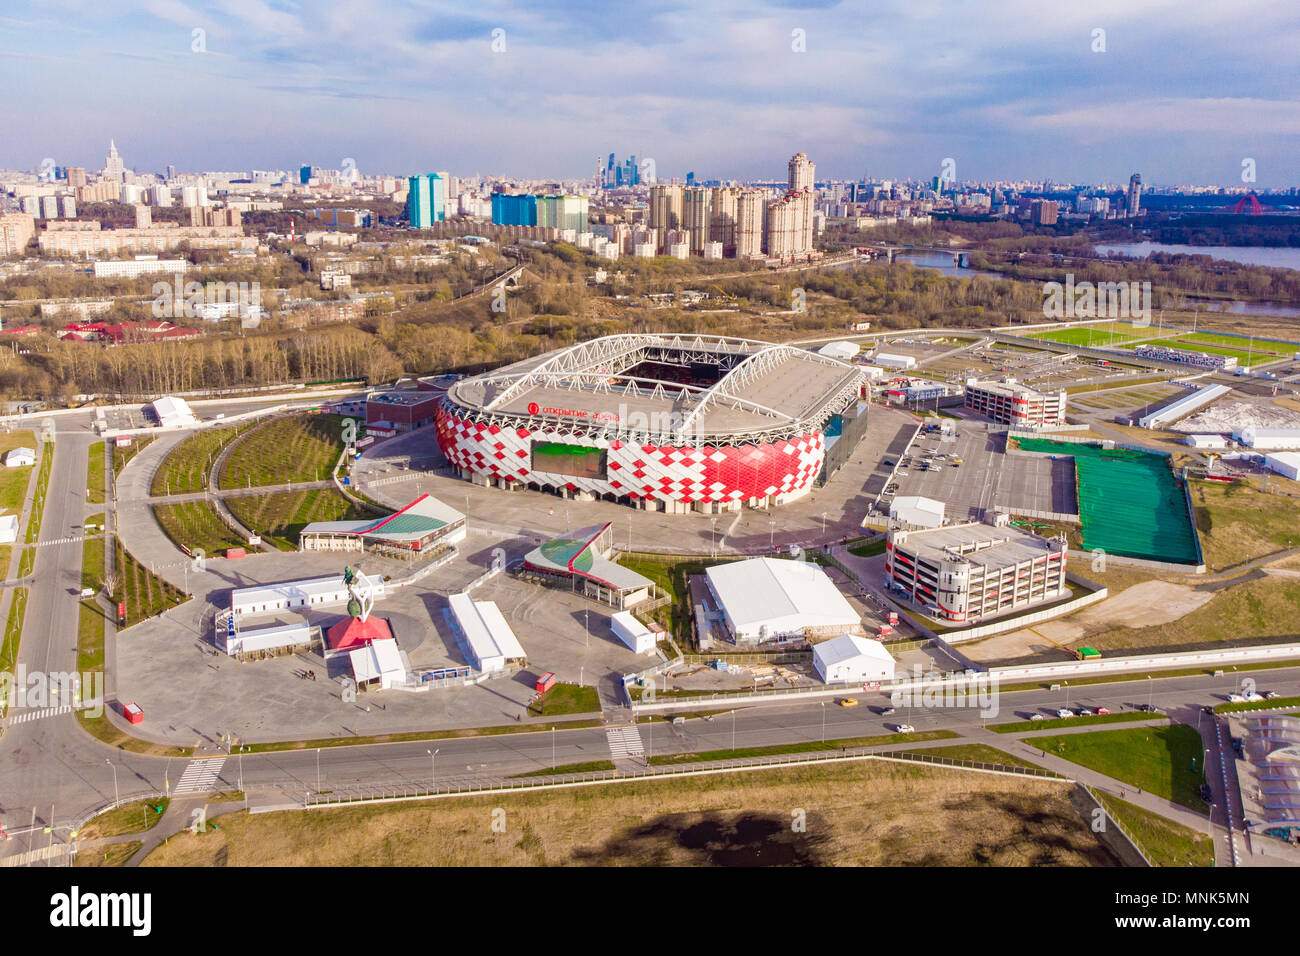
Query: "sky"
2 0 1298 187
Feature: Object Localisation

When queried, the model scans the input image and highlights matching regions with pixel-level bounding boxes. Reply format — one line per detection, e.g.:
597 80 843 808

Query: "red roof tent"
324 615 393 654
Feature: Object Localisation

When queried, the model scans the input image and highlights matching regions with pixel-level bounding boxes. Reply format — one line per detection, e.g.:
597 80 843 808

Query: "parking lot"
872 419 1077 522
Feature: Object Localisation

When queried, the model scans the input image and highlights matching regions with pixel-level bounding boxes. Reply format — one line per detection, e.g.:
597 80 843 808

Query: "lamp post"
585 609 589 648
711 517 718 556
821 701 826 743
427 748 439 790
315 748 321 792
105 759 118 806
551 726 555 769
769 519 775 552
731 709 737 751
1146 674 1153 710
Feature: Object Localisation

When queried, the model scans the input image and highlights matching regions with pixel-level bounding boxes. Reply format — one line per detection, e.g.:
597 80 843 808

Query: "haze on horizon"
2 0 1298 188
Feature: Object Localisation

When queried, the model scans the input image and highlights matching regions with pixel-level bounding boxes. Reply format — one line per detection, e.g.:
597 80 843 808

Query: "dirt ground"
142 761 1118 867
962 580 1215 661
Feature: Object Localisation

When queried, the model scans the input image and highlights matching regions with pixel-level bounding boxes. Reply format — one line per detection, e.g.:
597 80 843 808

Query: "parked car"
1243 692 1264 702
1200 783 1213 803
1263 690 1278 700
1029 713 1047 722
1227 694 1246 703
1078 707 1095 716
1096 707 1111 715
1056 709 1075 719
893 724 916 734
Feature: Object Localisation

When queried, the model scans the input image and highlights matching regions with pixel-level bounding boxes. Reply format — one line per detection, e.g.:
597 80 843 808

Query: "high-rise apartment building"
1030 199 1058 225
66 167 87 188
682 187 711 254
1126 173 1142 217
135 204 152 229
735 190 766 258
491 193 537 226
788 152 815 192
407 173 446 228
709 186 740 254
152 184 172 207
648 185 683 251
0 213 37 256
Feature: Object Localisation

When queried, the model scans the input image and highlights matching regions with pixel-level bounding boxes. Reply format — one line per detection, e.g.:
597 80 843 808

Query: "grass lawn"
527 682 600 717
0 429 35 513
225 488 374 551
218 413 348 490
77 799 169 841
113 435 154 478
848 538 887 558
0 545 10 577
1 587 27 675
113 538 187 625
86 441 106 504
16 546 34 578
1026 322 1164 347
1216 695 1300 715
78 600 106 672
1190 478 1300 571
241 719 605 754
150 426 240 496
646 728 958 765
153 501 245 556
23 445 52 545
1033 725 1208 812
81 536 105 592
921 743 1049 771
74 841 143 868
618 553 739 642
991 712 1166 733
1095 793 1214 867
510 760 617 778
142 759 1108 867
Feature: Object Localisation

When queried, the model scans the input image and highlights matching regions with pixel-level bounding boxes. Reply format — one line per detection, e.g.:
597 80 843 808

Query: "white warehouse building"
813 634 896 684
703 557 861 646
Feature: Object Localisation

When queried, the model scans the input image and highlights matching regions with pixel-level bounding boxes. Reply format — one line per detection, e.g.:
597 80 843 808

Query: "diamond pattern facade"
435 405 824 506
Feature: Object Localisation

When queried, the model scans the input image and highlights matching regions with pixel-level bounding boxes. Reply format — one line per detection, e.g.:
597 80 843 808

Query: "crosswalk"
1 843 71 867
37 534 103 548
605 724 646 763
4 705 76 725
172 757 226 795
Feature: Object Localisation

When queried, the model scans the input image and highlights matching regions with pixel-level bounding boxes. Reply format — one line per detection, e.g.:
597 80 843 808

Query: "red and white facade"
963 379 1066 428
435 405 824 513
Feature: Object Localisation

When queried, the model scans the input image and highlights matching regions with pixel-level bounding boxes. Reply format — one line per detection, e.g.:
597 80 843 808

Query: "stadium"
435 334 867 513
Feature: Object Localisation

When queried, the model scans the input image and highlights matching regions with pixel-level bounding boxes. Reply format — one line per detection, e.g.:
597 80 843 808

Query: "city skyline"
2 1 1298 187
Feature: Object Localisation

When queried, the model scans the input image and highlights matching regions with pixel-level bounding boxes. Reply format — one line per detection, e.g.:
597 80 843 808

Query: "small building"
299 494 466 554
890 495 945 529
816 341 859 361
703 557 861 646
1185 434 1228 449
148 395 198 429
348 637 406 690
447 592 527 674
230 575 370 619
3 447 35 468
324 614 394 658
610 611 657 655
1264 452 1300 481
1235 426 1300 451
813 634 896 684
523 523 656 609
874 352 916 370
0 513 17 544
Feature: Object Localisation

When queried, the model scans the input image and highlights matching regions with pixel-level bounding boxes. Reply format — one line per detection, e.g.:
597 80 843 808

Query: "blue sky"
2 0 1298 186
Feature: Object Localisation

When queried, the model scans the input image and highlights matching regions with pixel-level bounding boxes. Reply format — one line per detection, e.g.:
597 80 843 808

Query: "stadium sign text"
527 402 621 423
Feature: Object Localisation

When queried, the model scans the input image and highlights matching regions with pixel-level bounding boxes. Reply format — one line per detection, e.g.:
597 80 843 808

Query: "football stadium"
435 334 867 513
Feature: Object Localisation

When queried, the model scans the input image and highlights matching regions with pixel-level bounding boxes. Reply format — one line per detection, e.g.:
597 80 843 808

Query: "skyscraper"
649 185 684 251
788 152 815 192
735 190 766 258
709 186 740 255
1126 173 1142 217
407 173 446 228
103 140 125 183
682 187 711 254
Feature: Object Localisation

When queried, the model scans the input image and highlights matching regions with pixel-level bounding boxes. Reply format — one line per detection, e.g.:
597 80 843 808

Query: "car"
1263 690 1278 700
1096 707 1111 715
1056 709 1074 719
1202 705 1216 715
838 697 859 708
1078 707 1095 716
1227 693 1246 703
882 460 895 467
1138 703 1161 713
878 706 897 716
1200 784 1213 803
1029 713 1047 721
1243 692 1263 702
893 724 916 734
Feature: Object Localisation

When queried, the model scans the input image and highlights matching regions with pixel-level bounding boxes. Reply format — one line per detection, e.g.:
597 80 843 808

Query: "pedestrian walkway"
4 704 76 725
173 757 226 795
605 724 645 763
1 843 71 867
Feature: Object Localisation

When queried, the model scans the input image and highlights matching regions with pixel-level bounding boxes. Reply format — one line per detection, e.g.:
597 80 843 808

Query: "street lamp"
711 517 718 555
551 726 555 769
427 748 439 790
821 701 826 743
731 709 737 751
1146 674 1153 710
1064 681 1070 710
821 512 827 537
315 748 321 792
769 519 775 552
105 759 119 805
585 610 589 648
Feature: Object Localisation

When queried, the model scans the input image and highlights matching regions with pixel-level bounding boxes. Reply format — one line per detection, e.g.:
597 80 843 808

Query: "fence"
878 750 1066 781
1080 784 1154 867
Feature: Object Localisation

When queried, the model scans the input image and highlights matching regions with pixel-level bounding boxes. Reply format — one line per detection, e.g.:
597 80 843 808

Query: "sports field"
1015 439 1201 565
1026 322 1166 347
1120 332 1293 369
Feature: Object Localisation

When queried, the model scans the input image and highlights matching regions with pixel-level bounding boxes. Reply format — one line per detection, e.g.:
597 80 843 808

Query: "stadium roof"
445 333 863 445
301 494 462 543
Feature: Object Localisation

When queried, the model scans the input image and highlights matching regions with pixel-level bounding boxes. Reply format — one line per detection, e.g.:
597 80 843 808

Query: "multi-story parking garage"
434 334 866 513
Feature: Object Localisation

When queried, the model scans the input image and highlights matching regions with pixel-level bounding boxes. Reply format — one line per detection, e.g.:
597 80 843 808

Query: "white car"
893 724 916 734
1227 694 1246 703
1029 713 1047 722
1243 692 1263 702
1056 709 1075 719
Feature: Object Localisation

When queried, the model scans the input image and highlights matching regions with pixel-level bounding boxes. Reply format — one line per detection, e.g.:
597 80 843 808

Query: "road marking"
3 704 76 725
173 757 226 795
1 843 71 867
605 724 646 762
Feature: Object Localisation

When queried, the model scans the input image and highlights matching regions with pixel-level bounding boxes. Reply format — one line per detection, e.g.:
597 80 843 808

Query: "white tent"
3 447 35 468
610 611 656 654
890 495 945 528
704 557 860 644
816 341 859 361
0 513 17 544
813 634 896 684
149 396 198 429
348 638 406 689
1265 452 1300 481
